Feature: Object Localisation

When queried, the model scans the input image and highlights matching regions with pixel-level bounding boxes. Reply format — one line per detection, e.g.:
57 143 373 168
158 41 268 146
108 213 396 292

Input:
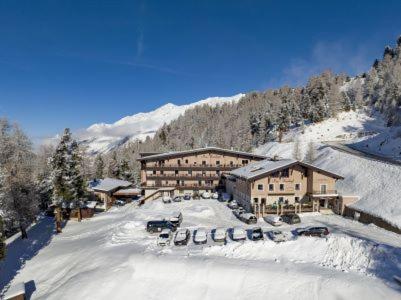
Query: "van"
146 220 177 233
264 215 283 226
169 211 183 226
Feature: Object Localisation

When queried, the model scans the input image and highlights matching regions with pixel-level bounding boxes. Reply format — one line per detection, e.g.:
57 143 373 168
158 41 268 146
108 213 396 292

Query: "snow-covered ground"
75 94 244 154
256 109 401 229
2 200 401 299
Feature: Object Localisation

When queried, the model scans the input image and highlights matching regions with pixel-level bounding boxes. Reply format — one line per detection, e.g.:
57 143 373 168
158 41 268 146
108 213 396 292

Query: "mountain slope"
78 94 244 154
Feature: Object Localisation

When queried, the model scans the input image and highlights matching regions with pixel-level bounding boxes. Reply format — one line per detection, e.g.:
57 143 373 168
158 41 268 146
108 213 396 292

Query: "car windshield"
160 234 169 238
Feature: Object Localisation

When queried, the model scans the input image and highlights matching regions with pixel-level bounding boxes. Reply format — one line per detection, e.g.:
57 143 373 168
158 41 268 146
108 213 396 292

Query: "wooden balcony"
146 174 220 181
143 163 244 171
141 182 216 190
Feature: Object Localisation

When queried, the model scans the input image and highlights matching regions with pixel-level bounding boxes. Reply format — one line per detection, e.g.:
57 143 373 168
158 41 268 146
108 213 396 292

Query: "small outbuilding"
89 178 135 210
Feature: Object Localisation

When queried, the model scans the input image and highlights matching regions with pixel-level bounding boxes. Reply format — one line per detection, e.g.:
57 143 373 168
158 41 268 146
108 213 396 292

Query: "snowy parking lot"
2 198 401 299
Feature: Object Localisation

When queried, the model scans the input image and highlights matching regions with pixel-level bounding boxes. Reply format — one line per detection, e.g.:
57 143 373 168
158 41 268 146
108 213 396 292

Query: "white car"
264 215 283 226
268 230 288 242
194 228 208 244
211 192 219 199
232 227 246 241
162 196 172 203
201 192 211 199
213 227 227 242
157 229 172 246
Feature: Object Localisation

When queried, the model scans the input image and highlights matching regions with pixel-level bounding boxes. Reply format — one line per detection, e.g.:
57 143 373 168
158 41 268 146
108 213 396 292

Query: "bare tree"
304 141 317 164
292 139 302 161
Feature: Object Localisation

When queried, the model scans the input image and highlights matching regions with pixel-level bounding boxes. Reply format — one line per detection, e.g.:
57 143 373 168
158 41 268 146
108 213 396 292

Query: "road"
324 141 401 167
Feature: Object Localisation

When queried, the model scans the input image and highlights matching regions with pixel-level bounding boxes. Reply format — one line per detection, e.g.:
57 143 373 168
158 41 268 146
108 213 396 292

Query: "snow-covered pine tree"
94 154 104 179
107 151 121 178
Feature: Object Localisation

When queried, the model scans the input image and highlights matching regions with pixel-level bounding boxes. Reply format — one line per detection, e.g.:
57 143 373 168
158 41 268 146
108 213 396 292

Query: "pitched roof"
137 146 266 161
230 159 343 180
89 178 133 192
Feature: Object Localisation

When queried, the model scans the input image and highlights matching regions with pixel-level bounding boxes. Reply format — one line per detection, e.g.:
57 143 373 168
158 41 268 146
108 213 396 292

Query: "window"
279 183 285 191
198 180 202 186
281 168 289 177
242 159 248 165
257 184 263 191
202 160 206 166
230 161 234 166
160 170 164 175
320 184 327 193
261 198 266 205
152 170 156 175
216 160 220 165
295 196 300 203
278 197 284 204
253 198 259 204
176 180 180 185
202 171 206 176
185 159 188 164
188 170 192 175
175 170 178 175
216 170 220 175
269 184 274 191
295 183 301 191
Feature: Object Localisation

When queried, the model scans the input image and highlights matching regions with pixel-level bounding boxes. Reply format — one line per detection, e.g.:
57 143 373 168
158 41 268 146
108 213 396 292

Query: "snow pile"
203 235 386 275
78 94 244 154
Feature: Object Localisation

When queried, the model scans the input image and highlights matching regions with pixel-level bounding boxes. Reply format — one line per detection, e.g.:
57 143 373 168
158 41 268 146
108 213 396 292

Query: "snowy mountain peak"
78 93 244 154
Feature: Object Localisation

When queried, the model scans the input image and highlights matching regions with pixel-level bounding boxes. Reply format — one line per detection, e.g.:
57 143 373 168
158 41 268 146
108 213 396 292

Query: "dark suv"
298 227 329 237
146 220 177 233
281 214 301 225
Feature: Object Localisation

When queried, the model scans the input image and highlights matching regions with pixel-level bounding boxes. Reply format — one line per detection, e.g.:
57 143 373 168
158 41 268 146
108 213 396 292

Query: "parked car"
281 213 301 225
211 192 219 199
297 227 329 237
213 227 227 242
194 228 208 244
174 228 191 246
183 194 191 201
227 200 239 209
157 229 172 246
220 193 231 202
192 192 201 200
162 196 172 204
240 213 257 224
232 227 247 241
169 211 183 227
146 220 177 233
202 192 211 199
264 215 283 226
173 196 182 202
268 230 288 242
250 227 264 241
233 207 245 218
114 199 126 206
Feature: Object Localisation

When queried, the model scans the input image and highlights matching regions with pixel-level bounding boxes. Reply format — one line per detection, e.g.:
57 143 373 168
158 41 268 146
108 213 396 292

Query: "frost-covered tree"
292 139 302 161
0 121 38 239
94 154 104 179
304 141 317 164
107 151 121 178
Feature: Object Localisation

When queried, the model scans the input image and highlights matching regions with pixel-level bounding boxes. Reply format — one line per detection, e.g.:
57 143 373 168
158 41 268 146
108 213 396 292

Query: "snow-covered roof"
230 159 343 180
4 282 25 300
90 178 133 192
137 146 266 161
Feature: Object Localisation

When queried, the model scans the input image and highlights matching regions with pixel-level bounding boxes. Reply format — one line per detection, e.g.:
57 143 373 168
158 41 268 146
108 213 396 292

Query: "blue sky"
1 0 401 143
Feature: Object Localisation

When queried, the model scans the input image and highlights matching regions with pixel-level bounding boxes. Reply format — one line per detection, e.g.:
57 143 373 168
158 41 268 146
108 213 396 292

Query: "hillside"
78 94 244 154
255 109 401 229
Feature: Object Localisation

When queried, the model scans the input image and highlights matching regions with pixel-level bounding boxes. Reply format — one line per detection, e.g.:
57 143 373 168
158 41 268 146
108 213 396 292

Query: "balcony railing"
142 183 216 189
143 163 244 171
146 174 220 181
311 189 338 195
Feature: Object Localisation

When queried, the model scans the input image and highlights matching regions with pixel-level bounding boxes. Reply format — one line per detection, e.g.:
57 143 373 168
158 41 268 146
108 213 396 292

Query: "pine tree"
69 140 86 201
107 151 120 178
94 154 104 179
119 159 132 181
